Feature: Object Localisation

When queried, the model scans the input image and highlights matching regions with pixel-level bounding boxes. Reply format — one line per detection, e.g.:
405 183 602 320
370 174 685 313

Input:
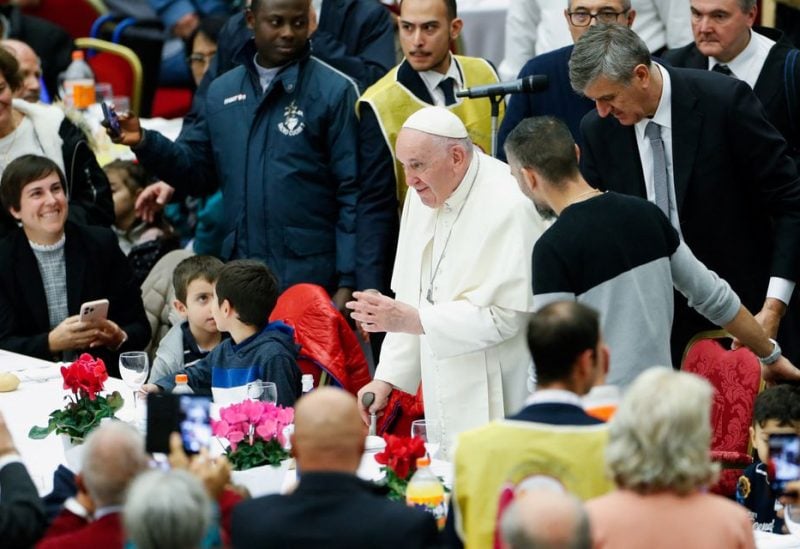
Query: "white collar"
418 55 463 93
635 62 672 141
441 151 478 212
525 389 584 407
708 29 775 88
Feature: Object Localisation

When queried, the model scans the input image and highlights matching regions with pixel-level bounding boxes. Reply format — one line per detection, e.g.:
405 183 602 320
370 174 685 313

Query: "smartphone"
769 433 800 494
101 101 121 138
146 393 213 455
79 299 109 323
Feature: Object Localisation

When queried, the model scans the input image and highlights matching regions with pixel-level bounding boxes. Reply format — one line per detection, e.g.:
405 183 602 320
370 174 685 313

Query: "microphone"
456 75 549 99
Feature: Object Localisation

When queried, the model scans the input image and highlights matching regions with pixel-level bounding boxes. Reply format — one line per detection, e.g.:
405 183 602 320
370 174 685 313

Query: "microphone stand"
487 93 505 158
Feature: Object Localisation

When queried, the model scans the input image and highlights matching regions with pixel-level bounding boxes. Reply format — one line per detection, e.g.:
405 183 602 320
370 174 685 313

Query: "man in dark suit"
662 0 800 164
0 410 47 549
231 387 439 549
569 24 800 365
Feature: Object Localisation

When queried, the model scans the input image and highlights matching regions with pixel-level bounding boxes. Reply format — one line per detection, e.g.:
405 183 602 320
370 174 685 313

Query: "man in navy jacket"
114 0 360 312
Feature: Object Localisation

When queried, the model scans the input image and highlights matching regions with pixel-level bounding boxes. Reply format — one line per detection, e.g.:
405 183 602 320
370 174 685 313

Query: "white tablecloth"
458 0 510 67
0 350 453 497
0 350 133 496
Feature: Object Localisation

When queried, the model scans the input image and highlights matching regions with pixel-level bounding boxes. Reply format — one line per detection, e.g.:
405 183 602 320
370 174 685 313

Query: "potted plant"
375 434 427 501
28 353 124 469
212 399 294 497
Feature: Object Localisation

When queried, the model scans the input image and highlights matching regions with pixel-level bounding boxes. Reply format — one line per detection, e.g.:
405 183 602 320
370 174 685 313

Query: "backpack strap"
785 48 799 147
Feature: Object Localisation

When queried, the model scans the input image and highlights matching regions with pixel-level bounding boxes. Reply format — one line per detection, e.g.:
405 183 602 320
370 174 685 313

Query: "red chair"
74 37 143 115
21 0 106 39
269 284 371 395
681 330 763 496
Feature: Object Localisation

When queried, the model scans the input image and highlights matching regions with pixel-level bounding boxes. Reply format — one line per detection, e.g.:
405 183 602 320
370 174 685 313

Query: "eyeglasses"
567 10 628 26
187 52 217 66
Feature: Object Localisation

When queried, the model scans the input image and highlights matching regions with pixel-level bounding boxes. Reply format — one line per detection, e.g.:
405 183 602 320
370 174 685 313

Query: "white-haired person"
586 368 755 548
124 469 212 549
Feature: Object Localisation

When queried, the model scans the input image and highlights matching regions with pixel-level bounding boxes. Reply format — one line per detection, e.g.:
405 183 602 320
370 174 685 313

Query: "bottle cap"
175 374 188 383
416 456 431 468
71 50 85 61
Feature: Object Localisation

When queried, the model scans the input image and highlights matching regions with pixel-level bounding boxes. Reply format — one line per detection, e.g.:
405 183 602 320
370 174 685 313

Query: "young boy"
150 255 225 383
143 260 301 407
737 384 800 533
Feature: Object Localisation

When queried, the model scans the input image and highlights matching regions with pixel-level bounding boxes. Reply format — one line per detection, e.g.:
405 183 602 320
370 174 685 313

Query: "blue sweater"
155 322 302 407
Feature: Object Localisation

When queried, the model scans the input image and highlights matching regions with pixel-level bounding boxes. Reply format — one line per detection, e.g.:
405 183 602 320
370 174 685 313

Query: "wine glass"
119 351 149 408
246 381 278 404
411 419 441 459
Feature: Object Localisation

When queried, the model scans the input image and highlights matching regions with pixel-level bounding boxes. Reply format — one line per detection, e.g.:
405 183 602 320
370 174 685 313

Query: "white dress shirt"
418 55 464 107
707 29 775 89
632 0 695 52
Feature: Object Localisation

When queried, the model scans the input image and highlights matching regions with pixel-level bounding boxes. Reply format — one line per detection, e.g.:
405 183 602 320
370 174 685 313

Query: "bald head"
501 489 591 549
2 39 40 102
292 387 366 472
80 421 149 507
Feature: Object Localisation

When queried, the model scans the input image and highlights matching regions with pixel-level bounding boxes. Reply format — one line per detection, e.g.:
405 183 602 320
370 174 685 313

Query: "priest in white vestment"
349 107 546 457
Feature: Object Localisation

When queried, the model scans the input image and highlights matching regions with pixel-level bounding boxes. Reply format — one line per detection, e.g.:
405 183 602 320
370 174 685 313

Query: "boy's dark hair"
215 259 279 329
0 155 66 212
753 384 800 427
173 255 225 304
528 301 600 386
0 47 22 92
399 0 457 19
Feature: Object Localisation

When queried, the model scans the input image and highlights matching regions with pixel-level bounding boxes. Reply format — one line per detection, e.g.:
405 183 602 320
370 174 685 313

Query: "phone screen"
769 433 800 494
146 393 213 455
102 101 121 138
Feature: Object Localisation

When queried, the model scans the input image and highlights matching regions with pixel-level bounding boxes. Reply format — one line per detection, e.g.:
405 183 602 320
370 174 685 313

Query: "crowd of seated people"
2 0 800 547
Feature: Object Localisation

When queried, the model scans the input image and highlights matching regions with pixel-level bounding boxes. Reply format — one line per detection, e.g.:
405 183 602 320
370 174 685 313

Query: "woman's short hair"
0 46 23 92
605 367 718 495
0 155 67 212
123 469 212 549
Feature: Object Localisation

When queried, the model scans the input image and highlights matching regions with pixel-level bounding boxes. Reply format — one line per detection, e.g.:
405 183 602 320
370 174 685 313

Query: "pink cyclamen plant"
212 400 294 470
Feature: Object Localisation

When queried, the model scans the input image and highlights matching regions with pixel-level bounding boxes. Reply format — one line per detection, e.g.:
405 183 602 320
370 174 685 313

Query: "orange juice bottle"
406 456 446 529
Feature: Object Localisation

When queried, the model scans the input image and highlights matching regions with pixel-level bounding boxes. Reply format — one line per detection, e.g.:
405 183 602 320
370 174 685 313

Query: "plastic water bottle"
62 51 95 110
301 374 314 394
406 456 446 529
172 374 193 394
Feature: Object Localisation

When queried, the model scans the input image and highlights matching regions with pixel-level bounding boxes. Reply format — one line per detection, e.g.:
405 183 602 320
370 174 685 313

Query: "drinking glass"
246 381 278 404
119 351 149 408
411 419 441 459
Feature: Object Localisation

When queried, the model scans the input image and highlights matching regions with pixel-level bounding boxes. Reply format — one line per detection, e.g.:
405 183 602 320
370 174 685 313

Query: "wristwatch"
758 338 782 365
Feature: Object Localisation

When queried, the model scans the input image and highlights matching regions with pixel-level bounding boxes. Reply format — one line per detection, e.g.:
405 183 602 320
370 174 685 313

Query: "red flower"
61 354 108 400
375 434 426 480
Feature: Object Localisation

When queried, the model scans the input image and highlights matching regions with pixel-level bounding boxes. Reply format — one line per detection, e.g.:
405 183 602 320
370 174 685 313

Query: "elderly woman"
0 47 113 238
0 155 149 376
587 368 755 548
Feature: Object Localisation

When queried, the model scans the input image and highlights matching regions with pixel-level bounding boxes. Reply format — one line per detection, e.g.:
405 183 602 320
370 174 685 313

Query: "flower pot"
60 434 85 472
230 460 290 498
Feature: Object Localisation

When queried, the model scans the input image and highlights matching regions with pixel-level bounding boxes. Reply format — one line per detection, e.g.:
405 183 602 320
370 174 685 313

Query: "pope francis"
349 107 546 457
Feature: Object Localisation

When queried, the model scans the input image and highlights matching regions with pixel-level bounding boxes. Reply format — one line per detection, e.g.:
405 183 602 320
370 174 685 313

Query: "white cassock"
375 151 546 457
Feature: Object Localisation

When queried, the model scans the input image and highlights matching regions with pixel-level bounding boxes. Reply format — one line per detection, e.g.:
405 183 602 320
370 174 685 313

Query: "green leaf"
28 423 54 439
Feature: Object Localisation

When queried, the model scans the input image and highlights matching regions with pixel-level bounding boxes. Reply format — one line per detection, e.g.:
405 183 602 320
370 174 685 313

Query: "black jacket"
0 222 150 377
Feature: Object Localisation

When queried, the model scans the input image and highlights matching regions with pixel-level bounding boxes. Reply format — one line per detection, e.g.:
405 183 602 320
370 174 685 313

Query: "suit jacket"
0 222 150 377
231 472 439 549
36 510 124 549
497 45 595 161
580 65 800 362
663 27 800 165
0 461 47 549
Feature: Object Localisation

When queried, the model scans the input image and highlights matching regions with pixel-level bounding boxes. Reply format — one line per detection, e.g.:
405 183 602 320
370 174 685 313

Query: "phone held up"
146 393 213 455
769 433 800 495
102 101 121 138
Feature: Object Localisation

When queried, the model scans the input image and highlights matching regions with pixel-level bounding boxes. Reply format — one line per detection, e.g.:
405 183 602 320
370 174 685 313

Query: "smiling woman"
0 155 150 377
